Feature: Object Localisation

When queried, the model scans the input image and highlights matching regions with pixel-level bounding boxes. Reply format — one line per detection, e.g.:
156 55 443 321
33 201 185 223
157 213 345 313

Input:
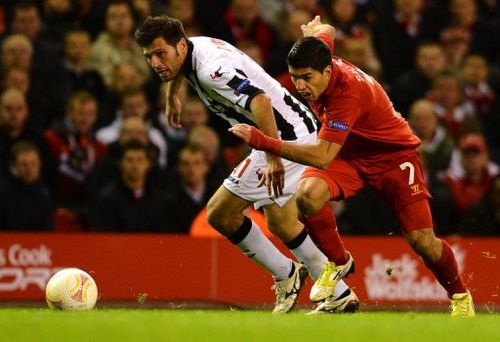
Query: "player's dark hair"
134 15 188 47
287 37 332 72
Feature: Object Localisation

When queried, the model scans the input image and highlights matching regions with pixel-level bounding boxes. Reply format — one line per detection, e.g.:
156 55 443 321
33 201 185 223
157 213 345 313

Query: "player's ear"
176 38 187 55
323 64 332 78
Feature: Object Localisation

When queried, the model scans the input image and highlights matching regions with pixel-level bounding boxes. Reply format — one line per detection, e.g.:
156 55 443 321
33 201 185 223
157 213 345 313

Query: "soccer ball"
45 268 98 311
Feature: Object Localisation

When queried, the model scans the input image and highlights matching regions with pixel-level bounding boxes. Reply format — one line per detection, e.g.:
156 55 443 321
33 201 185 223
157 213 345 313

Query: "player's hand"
229 124 252 144
165 93 182 129
260 154 285 197
301 15 322 37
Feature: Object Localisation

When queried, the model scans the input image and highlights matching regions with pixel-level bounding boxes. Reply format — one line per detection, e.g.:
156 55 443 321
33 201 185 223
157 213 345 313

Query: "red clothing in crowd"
45 121 106 206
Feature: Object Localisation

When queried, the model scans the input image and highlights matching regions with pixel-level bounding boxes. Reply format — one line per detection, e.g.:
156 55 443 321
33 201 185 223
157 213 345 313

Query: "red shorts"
301 151 432 233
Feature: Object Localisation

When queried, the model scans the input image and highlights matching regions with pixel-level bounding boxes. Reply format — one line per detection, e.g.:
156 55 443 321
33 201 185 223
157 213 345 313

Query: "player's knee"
406 229 439 259
206 199 226 232
206 198 242 235
296 188 323 215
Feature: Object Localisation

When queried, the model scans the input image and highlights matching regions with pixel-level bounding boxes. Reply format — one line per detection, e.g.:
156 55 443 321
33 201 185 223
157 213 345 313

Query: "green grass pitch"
0 309 499 341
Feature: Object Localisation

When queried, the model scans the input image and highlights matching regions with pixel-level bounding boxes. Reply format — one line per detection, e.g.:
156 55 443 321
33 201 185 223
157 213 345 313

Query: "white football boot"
272 262 309 314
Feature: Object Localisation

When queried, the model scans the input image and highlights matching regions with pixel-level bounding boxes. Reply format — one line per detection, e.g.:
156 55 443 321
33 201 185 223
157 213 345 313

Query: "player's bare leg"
207 186 306 313
295 177 355 303
403 200 474 317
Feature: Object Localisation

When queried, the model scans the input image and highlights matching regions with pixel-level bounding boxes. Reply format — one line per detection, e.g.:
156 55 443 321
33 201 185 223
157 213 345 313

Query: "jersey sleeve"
317 93 362 145
316 32 335 53
198 63 264 110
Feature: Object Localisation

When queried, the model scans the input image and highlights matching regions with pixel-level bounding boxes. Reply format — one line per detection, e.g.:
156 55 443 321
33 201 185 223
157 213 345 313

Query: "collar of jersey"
180 39 194 76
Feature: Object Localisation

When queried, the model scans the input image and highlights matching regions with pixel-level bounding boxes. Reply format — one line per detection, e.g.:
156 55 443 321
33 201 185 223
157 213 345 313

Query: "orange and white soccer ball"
45 268 98 311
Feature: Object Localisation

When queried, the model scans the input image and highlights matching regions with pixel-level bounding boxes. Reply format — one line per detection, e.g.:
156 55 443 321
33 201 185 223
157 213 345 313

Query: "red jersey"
310 35 421 173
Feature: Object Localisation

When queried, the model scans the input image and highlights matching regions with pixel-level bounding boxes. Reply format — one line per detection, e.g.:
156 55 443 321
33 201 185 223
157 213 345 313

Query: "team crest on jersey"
210 67 224 80
327 120 349 131
234 79 250 96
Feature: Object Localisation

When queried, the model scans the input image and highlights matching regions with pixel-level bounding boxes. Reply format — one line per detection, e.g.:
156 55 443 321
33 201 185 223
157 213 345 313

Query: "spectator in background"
164 144 218 233
435 133 499 234
440 26 471 69
167 0 202 36
87 116 164 203
478 0 500 22
90 140 171 232
447 0 500 66
87 0 150 87
428 69 479 139
372 0 442 83
325 0 374 50
62 29 107 107
408 99 455 184
1 34 66 127
188 125 230 184
458 175 500 235
97 89 168 168
285 0 325 18
0 141 52 231
158 95 209 167
42 0 77 44
73 0 108 39
8 1 67 124
267 9 311 78
390 42 447 116
340 38 382 81
213 0 276 64
2 66 30 94
460 53 497 116
237 40 265 66
132 0 168 18
9 1 62 66
101 63 146 126
0 88 54 186
45 91 106 210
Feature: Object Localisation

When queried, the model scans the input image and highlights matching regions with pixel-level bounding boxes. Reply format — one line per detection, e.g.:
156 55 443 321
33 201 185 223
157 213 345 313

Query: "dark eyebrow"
290 72 312 79
143 48 163 58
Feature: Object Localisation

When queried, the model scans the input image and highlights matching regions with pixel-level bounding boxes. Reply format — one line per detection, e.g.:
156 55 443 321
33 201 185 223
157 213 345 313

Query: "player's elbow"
313 156 332 170
250 93 271 110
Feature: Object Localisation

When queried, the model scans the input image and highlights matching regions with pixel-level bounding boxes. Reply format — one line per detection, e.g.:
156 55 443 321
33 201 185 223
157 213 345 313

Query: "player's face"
143 37 187 82
289 65 332 101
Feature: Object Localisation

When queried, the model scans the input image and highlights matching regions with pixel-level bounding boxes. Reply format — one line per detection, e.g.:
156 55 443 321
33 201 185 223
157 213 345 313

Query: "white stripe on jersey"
185 36 318 141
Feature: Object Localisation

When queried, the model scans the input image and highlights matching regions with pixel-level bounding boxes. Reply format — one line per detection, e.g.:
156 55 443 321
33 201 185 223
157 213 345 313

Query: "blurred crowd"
0 0 499 236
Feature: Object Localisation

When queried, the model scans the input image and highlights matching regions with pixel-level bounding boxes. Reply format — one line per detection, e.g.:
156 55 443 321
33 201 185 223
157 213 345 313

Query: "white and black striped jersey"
182 37 318 141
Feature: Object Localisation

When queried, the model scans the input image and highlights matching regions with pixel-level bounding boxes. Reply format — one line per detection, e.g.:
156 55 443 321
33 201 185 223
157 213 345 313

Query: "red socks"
424 240 467 297
300 203 349 265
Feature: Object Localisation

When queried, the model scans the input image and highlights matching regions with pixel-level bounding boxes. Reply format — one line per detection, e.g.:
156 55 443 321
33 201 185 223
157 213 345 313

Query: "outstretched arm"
301 15 336 52
229 124 341 169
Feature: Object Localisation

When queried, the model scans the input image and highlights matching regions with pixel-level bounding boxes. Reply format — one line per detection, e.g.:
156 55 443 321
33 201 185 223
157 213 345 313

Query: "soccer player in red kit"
230 16 474 316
